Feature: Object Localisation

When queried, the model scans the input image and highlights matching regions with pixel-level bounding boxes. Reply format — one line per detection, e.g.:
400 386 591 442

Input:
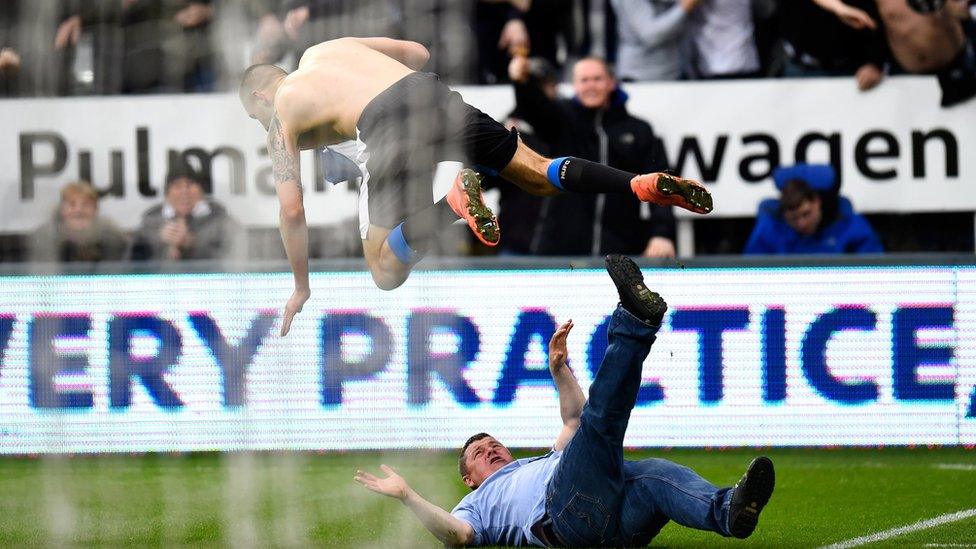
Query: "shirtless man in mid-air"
239 37 712 335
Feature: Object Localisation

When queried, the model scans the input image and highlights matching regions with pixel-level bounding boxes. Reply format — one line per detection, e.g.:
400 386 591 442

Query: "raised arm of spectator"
479 0 532 11
355 465 476 547
498 10 530 57
509 56 564 143
248 0 287 64
174 1 214 29
0 3 20 74
861 0 888 40
812 0 878 30
610 0 698 48
0 47 20 73
850 1 889 90
0 3 14 50
54 14 81 50
56 0 128 50
57 0 143 48
549 319 585 451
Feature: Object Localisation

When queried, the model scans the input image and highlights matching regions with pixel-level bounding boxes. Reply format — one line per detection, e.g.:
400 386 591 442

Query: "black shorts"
355 72 518 231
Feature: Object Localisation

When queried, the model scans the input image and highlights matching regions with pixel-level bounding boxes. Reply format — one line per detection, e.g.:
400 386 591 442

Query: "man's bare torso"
877 0 965 73
276 39 415 149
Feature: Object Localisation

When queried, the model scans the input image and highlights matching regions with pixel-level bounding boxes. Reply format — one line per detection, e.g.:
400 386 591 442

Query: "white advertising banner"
0 76 972 232
0 265 974 453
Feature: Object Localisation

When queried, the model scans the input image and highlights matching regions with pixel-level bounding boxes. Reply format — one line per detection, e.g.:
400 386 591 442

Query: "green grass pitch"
1 447 974 547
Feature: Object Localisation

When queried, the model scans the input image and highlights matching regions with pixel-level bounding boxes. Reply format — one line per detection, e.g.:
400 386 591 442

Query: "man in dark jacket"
508 55 677 257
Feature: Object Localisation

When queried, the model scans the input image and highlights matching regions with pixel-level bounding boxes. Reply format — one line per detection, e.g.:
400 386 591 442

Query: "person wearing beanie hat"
130 160 243 262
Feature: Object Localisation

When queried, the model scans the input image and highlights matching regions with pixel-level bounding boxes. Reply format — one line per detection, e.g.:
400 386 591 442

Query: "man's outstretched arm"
811 0 878 29
355 465 476 547
347 37 430 70
268 111 310 336
549 319 586 451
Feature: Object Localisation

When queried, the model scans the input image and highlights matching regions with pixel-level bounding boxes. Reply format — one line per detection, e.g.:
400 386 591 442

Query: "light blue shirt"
451 450 563 547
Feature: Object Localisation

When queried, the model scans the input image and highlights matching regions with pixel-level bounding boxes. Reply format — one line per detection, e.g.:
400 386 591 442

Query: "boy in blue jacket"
744 164 883 255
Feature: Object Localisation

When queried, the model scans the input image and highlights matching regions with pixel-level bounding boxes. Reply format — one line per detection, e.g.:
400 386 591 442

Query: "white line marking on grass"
820 509 976 549
934 463 976 471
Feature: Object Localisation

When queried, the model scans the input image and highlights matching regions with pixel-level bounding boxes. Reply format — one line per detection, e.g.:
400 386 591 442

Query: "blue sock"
546 157 570 190
386 223 423 265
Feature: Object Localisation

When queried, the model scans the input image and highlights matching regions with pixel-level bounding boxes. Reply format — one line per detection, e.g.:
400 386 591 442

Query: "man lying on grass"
355 255 775 547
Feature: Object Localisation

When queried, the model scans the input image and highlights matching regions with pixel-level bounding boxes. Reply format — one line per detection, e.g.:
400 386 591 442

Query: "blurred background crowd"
1 0 974 267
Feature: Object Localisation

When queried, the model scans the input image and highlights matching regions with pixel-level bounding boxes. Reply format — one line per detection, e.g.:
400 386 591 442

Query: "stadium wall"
1 260 975 453
0 76 972 233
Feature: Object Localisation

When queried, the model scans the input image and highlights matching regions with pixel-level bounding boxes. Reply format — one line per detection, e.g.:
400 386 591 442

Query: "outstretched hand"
54 15 82 50
855 63 883 91
0 48 21 71
280 288 310 336
355 464 411 500
549 319 573 371
835 4 877 29
508 54 531 83
643 236 676 259
498 18 530 56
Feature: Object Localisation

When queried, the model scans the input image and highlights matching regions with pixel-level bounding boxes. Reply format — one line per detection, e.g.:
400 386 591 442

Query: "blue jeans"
545 306 733 546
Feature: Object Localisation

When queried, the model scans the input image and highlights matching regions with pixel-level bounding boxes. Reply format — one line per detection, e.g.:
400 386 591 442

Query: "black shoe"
728 456 775 539
605 255 667 326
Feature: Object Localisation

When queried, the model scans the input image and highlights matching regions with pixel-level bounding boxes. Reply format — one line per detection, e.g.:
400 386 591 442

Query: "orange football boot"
631 172 713 214
446 168 500 246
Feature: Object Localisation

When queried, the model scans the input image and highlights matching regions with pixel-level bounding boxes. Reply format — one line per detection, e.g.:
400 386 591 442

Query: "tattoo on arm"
268 114 301 195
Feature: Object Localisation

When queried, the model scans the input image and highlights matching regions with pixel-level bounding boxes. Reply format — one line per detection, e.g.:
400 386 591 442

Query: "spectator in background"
131 163 243 261
780 0 889 91
476 0 534 83
0 48 20 97
1 1 70 96
509 55 677 257
744 164 883 254
250 0 289 64
249 0 472 85
251 0 398 66
683 0 764 79
813 0 976 106
55 0 218 94
0 2 24 96
474 0 579 84
610 0 702 81
519 0 584 71
480 58 560 255
28 181 128 263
